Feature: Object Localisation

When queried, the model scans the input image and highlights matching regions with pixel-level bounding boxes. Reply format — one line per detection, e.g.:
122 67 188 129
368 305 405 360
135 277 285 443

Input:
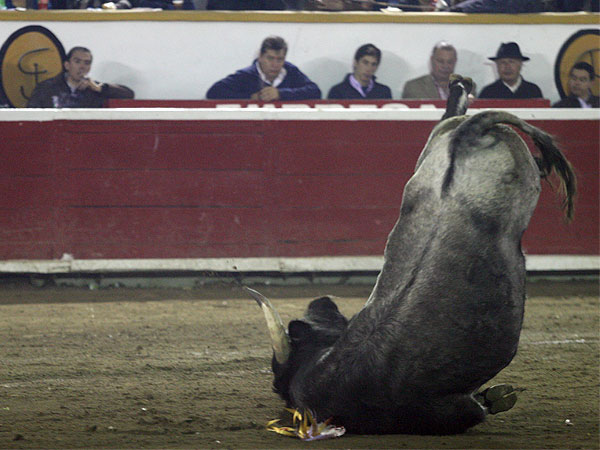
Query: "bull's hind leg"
475 384 518 414
406 394 487 434
409 386 519 434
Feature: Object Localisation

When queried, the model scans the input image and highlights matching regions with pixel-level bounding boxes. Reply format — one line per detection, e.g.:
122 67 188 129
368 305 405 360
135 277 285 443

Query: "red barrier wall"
1 117 597 261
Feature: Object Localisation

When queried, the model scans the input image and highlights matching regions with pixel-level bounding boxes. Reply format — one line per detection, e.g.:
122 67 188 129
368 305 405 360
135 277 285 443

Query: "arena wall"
0 11 598 103
0 106 598 273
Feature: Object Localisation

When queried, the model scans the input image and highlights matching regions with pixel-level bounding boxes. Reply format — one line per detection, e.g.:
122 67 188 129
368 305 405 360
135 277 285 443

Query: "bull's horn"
245 287 291 364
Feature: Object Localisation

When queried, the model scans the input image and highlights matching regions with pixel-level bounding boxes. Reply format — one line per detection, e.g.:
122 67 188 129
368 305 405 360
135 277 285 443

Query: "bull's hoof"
476 384 518 414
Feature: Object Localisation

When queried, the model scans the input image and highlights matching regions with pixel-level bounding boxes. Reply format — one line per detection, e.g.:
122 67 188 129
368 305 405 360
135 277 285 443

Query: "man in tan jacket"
402 42 471 100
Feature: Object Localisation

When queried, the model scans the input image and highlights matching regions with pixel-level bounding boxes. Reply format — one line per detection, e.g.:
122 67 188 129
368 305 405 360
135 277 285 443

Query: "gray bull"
249 88 576 435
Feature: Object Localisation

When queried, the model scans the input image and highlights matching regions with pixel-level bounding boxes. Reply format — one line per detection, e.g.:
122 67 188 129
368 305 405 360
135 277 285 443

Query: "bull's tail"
442 110 576 221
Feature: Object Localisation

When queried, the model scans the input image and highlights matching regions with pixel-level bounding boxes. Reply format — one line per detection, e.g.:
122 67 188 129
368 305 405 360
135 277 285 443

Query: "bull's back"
340 120 539 393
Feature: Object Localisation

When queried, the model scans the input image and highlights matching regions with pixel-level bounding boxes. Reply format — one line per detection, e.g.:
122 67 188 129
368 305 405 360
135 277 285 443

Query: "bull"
248 77 576 435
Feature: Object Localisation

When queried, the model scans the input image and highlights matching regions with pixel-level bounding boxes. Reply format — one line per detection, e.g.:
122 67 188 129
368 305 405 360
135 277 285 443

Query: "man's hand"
251 86 280 102
76 78 104 93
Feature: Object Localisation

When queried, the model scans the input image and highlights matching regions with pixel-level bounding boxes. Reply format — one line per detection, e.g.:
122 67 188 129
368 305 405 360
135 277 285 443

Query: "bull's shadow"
249 76 576 436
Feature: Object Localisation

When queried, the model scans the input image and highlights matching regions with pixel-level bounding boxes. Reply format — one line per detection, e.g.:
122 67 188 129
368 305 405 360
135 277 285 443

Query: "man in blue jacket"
206 36 321 101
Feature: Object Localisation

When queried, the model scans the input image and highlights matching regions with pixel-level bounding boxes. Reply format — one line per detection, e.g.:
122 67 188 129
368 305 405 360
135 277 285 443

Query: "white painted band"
0 255 597 274
1 108 599 122
527 339 593 345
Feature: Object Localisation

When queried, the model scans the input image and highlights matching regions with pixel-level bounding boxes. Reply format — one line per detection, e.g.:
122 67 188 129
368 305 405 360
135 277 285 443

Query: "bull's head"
246 287 291 365
247 287 349 406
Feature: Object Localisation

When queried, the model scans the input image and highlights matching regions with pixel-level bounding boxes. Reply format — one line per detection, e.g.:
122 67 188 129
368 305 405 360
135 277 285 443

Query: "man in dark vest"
478 42 543 99
553 62 599 108
27 46 134 108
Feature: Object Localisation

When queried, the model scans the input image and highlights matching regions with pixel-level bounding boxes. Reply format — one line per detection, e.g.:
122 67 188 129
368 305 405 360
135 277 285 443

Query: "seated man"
478 42 543 99
402 41 469 100
206 36 321 101
327 43 392 100
27 46 134 108
553 62 599 108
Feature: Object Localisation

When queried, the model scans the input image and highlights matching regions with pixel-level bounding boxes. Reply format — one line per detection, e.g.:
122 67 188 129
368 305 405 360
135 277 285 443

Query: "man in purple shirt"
327 43 392 100
206 36 321 101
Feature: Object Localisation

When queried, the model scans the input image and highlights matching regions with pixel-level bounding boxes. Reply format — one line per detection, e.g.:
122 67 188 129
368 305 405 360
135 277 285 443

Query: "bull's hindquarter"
294 118 541 434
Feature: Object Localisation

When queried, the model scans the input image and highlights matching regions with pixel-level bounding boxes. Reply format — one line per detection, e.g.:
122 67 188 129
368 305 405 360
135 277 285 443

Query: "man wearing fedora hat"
479 42 543 99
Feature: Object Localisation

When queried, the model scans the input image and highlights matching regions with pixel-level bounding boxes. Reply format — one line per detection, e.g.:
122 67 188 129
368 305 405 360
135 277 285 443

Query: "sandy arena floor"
0 278 598 449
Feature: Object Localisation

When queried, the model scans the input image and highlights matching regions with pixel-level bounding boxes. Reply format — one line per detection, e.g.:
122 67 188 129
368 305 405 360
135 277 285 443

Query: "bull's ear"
306 296 348 329
288 320 312 342
308 296 340 313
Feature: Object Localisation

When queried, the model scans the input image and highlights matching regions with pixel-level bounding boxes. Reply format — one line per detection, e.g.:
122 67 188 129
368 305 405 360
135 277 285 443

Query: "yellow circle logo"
554 29 599 99
0 26 66 108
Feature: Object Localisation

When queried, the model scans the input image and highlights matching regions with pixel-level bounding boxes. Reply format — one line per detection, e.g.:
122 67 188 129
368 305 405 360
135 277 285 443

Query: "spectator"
206 36 321 101
27 46 134 108
553 62 599 108
206 0 287 9
328 43 392 100
478 42 543 99
402 41 471 100
449 0 544 12
304 0 375 10
61 0 194 10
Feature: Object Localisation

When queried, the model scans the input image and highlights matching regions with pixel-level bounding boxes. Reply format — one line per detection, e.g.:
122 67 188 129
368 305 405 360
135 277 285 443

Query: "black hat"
489 42 530 61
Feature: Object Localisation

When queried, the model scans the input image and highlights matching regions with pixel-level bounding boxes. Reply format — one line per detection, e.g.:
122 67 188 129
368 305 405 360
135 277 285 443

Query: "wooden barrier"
0 107 597 272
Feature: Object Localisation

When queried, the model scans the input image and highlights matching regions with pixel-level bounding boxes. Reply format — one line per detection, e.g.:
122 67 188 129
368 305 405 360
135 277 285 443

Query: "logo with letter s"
0 26 66 108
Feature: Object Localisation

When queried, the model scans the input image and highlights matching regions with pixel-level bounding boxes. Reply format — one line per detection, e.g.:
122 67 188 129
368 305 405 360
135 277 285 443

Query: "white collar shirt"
256 61 287 88
577 96 592 108
503 76 522 94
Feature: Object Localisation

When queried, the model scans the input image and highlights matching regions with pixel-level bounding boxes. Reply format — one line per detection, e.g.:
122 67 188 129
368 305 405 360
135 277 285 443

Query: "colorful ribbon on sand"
266 408 346 441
